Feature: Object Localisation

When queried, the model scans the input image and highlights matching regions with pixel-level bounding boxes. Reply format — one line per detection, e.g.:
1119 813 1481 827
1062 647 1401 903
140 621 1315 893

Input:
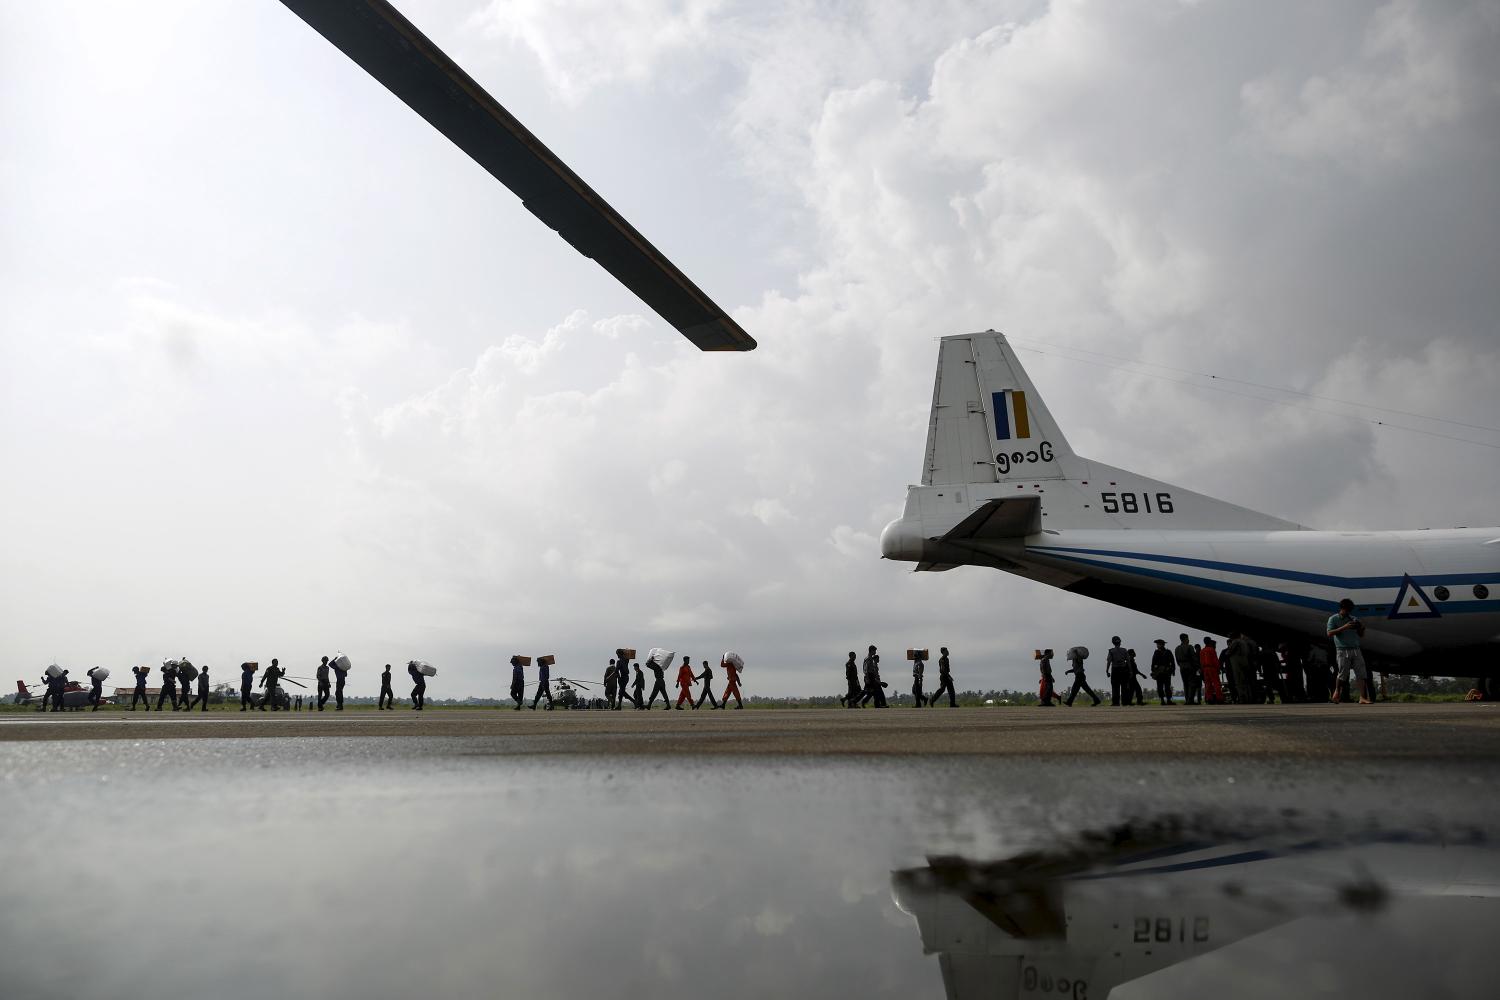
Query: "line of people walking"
837 646 959 708
507 650 746 711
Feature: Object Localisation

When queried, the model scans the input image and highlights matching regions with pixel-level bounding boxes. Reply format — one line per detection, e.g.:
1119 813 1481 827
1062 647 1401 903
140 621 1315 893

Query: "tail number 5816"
1101 492 1173 515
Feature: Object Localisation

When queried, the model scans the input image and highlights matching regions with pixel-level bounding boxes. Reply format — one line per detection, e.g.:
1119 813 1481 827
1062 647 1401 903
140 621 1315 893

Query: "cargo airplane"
880 333 1500 676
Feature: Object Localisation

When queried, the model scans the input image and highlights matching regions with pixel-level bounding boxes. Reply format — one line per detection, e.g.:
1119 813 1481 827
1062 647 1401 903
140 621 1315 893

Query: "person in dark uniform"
1037 650 1057 706
49 670 69 711
408 661 426 710
87 667 106 712
1105 637 1128 707
259 658 281 711
932 648 958 708
177 663 193 712
530 657 553 710
860 647 888 708
1127 649 1147 706
132 666 151 711
839 652 861 707
157 662 179 712
333 658 348 710
604 659 618 709
316 656 331 711
379 664 394 710
38 673 55 713
910 651 927 708
616 657 633 710
240 663 255 711
1150 640 1175 704
1174 634 1200 705
1259 642 1285 704
191 665 210 711
693 659 721 709
509 657 525 711
644 656 670 709
1278 644 1306 702
631 663 645 709
1064 648 1101 707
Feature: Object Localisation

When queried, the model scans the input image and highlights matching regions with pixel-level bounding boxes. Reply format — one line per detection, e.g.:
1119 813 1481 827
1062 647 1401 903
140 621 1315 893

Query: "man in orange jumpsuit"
1199 636 1224 704
720 656 743 709
674 655 697 710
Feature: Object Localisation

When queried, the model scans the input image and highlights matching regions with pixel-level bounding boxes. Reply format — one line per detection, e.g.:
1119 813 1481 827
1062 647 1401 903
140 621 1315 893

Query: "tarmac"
2 702 1497 757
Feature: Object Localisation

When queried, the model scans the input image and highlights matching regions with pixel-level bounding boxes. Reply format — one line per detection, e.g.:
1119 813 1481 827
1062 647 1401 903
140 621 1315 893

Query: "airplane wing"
276 0 756 352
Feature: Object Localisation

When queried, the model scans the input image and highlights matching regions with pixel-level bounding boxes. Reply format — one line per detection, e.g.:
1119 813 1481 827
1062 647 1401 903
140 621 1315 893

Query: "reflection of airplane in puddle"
892 824 1499 999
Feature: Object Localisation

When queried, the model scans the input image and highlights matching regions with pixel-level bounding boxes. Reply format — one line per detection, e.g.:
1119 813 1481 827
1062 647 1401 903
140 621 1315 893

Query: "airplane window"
1475 584 1491 600
1433 586 1449 601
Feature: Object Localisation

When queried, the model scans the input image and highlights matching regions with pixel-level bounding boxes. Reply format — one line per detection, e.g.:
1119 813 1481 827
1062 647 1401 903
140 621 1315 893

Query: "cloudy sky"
3 0 1497 697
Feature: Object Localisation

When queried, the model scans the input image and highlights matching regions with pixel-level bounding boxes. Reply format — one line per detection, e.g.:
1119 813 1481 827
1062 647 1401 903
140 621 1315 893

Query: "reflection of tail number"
995 440 1054 475
1022 967 1087 999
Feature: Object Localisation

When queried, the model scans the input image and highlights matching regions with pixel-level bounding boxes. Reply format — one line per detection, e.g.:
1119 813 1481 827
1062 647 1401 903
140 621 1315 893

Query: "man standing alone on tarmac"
316 656 332 711
1327 598 1372 704
132 666 150 711
1105 637 1129 707
694 659 720 709
932 648 958 707
379 664 394 710
1175 634 1200 705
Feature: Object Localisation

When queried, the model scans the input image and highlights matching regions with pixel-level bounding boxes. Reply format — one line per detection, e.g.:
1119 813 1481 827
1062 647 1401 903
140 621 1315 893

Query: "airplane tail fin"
912 331 1302 533
923 332 1077 486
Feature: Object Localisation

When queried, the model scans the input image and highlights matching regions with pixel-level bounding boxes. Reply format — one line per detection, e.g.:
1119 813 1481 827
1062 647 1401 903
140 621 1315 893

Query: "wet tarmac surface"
4 703 1500 758
1 721 1498 998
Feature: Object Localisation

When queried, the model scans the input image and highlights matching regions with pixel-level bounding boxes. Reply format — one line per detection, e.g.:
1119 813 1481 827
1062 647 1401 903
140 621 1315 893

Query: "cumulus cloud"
4 0 1497 693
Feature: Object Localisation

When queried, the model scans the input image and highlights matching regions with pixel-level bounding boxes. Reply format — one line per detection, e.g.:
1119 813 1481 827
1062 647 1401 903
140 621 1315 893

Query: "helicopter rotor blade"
275 0 756 352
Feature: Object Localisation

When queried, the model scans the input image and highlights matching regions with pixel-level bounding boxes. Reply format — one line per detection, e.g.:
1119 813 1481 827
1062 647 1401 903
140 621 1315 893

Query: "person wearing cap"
529 656 553 710
131 665 151 711
1199 638 1223 704
509 656 526 710
674 655 696 710
332 657 348 711
86 666 106 712
1150 640 1175 705
240 663 255 711
1174 634 1200 705
839 651 861 708
720 655 743 709
1105 637 1129 707
693 659 720 709
932 647 958 708
378 663 394 710
1327 598 1372 704
316 656 331 711
156 662 179 712
859 646 887 708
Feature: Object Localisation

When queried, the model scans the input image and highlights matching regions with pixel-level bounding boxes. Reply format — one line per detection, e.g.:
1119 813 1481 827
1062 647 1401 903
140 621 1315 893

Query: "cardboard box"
514 655 533 666
617 648 637 660
906 648 929 660
538 655 556 667
241 662 259 671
